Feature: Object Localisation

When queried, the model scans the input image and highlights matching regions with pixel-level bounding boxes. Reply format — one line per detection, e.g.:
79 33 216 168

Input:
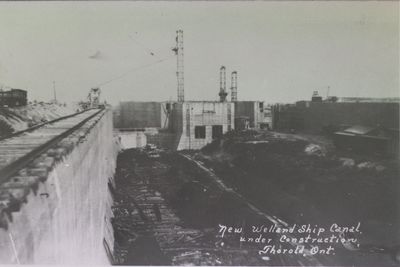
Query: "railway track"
178 153 324 266
0 108 104 185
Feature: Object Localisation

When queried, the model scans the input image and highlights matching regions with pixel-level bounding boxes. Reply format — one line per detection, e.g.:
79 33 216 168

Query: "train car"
0 88 28 107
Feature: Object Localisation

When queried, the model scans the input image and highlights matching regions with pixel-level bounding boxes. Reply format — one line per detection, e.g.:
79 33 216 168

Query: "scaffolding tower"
173 30 184 102
219 66 227 102
231 71 237 102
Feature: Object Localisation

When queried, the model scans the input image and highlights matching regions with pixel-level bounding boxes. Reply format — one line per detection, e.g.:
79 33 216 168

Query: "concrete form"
0 109 117 264
113 101 174 130
114 100 271 150
234 101 265 130
262 105 273 130
113 101 177 150
113 102 162 129
117 130 147 149
171 101 234 150
272 101 400 134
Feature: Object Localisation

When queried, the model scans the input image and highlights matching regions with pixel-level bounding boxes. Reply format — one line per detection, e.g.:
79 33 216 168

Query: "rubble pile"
304 144 326 157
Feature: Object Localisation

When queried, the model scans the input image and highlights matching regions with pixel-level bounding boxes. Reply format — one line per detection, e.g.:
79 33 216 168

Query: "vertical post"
175 30 184 102
231 71 237 102
53 81 57 103
219 66 227 102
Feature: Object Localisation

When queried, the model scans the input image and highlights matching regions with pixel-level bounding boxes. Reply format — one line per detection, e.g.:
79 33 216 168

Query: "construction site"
113 31 270 152
0 4 398 265
109 30 400 266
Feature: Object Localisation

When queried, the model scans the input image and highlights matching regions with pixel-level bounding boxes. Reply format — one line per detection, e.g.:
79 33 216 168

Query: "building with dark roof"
0 88 27 107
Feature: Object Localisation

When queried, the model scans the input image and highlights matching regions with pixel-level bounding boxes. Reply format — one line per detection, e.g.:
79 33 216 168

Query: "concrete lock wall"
234 101 265 129
118 130 147 149
0 110 118 264
235 101 256 127
177 102 235 150
273 102 400 133
114 102 162 129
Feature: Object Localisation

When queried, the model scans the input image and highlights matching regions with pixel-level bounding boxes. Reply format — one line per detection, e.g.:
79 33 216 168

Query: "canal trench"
111 148 322 266
110 147 398 266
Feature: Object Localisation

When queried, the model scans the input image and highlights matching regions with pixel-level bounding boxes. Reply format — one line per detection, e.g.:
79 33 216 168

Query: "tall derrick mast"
219 66 227 102
173 30 184 102
88 87 101 108
230 71 237 102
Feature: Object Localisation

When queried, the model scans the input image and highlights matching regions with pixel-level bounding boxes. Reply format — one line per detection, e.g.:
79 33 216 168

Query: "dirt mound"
0 103 75 137
196 130 400 250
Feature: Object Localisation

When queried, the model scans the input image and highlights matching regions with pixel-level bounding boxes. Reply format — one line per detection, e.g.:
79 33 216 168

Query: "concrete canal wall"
0 109 118 264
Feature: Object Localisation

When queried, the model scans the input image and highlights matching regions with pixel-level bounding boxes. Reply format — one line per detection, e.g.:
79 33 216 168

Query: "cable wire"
95 56 174 88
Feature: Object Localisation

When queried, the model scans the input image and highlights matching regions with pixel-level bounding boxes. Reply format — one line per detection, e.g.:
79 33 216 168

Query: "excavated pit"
111 130 399 266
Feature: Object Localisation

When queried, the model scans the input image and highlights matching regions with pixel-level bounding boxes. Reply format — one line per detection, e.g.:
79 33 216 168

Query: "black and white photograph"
0 1 399 266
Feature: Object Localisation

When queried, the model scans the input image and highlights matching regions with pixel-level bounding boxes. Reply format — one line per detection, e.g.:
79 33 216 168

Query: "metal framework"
219 66 227 102
88 87 101 108
231 71 237 102
174 30 184 102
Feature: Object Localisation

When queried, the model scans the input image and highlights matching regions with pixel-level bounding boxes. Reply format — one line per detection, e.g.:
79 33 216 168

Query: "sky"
0 1 398 105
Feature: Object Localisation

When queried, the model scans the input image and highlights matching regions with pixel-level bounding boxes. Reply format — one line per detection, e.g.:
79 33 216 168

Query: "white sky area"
0 1 398 105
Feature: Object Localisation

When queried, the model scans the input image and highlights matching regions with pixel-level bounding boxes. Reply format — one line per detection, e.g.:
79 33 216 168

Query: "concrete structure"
114 101 163 129
337 97 400 103
117 130 147 149
311 91 323 102
170 101 234 150
234 101 265 130
230 71 237 102
272 101 400 134
113 101 177 150
219 66 228 102
113 101 174 130
113 101 235 150
262 105 273 130
0 109 118 264
114 100 271 150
